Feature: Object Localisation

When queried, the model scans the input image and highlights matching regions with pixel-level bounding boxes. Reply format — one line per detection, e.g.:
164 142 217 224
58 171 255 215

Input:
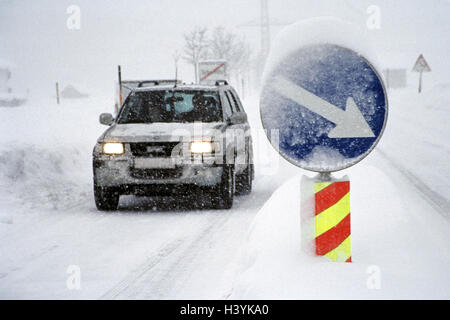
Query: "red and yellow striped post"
314 181 351 262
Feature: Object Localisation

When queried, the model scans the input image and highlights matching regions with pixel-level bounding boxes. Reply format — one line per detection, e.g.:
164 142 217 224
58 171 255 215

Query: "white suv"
92 80 254 210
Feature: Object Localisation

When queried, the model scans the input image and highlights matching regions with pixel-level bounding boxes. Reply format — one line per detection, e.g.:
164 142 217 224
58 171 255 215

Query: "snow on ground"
230 165 450 299
0 96 105 220
0 80 448 299
376 83 450 216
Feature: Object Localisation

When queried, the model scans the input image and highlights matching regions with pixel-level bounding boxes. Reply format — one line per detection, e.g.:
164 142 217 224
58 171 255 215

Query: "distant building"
383 68 407 89
60 85 88 99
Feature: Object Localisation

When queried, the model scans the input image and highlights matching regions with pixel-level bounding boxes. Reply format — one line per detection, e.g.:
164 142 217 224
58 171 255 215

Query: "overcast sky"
1 0 449 97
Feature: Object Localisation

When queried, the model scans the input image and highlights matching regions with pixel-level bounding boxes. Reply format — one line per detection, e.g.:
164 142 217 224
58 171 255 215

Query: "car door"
230 89 254 173
219 89 235 166
224 89 249 173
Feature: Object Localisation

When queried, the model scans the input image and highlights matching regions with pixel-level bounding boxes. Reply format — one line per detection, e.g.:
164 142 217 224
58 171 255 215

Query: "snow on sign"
198 60 227 84
261 44 388 172
412 54 431 73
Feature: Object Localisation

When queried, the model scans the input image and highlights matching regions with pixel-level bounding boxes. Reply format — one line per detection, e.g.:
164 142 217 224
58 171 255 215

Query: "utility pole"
238 0 291 87
115 65 122 115
118 65 122 105
260 0 270 62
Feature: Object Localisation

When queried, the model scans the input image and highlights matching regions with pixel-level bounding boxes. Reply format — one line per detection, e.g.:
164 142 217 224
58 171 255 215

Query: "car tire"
211 165 235 209
94 186 120 211
235 163 253 195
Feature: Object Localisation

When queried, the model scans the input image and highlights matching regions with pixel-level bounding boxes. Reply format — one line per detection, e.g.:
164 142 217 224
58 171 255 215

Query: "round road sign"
260 44 388 172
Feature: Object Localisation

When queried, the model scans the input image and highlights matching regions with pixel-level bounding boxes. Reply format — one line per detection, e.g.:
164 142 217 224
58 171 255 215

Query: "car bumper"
93 157 223 187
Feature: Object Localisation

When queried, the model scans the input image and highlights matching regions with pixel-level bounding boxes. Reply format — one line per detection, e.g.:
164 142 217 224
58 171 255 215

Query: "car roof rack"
215 80 229 86
137 79 182 87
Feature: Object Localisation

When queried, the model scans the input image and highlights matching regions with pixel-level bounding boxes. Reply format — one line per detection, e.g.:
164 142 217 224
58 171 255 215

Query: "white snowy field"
0 80 449 299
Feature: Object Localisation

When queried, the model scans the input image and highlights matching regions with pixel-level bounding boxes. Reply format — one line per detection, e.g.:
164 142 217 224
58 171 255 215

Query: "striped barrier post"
314 180 352 262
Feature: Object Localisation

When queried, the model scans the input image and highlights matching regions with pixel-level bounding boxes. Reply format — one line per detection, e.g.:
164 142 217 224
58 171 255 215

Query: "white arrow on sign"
271 76 375 138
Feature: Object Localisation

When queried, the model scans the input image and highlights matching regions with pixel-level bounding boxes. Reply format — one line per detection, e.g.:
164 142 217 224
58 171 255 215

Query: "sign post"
56 82 60 105
412 54 431 93
260 44 388 262
118 65 122 106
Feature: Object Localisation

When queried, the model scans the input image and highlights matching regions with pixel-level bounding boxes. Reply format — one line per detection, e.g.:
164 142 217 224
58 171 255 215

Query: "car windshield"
117 90 221 124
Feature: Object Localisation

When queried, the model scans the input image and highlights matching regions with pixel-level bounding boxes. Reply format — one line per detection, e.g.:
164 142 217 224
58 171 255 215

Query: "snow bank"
0 96 110 217
0 144 88 213
230 164 450 299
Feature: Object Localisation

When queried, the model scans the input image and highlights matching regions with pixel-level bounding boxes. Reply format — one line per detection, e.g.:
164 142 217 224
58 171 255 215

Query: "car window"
221 91 233 119
117 90 221 123
228 90 243 112
225 91 238 113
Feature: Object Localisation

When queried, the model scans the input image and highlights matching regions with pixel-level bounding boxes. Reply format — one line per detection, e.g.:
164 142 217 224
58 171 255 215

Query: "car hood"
99 122 226 143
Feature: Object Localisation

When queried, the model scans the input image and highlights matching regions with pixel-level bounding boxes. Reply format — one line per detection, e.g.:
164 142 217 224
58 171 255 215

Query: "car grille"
129 142 180 157
130 168 183 180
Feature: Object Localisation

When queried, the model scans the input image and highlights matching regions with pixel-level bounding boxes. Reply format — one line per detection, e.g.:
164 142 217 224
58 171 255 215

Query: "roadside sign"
260 44 388 172
412 54 431 93
198 60 227 84
412 54 431 72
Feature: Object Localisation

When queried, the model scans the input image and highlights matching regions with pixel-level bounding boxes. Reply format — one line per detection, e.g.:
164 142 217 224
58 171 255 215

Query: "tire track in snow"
122 186 278 299
100 212 230 299
99 237 186 300
128 212 231 299
98 173 290 299
117 189 275 299
376 148 450 218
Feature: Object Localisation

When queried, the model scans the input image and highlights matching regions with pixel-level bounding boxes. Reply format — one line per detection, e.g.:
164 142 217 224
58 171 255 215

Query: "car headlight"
190 141 213 153
103 142 124 155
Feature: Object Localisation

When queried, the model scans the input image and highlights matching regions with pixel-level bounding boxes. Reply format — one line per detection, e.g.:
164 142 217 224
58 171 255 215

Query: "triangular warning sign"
412 54 431 72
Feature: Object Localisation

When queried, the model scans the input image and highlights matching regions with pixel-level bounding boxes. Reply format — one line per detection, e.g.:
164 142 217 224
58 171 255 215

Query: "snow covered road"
0 153 289 299
0 181 278 299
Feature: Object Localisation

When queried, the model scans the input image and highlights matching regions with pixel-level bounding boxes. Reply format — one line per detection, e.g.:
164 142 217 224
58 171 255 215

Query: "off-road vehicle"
93 80 254 210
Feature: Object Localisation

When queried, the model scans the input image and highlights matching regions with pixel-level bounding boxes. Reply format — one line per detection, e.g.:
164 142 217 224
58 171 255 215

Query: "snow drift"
0 96 108 218
230 164 450 299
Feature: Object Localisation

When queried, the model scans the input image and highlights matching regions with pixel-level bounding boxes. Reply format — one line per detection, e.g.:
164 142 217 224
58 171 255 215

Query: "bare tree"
183 26 252 87
209 26 252 85
183 26 209 82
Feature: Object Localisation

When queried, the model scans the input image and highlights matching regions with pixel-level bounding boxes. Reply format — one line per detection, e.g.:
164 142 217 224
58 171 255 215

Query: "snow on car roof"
133 84 224 92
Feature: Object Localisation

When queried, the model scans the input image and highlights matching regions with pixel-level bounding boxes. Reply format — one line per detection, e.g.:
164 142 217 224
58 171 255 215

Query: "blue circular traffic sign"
260 44 388 172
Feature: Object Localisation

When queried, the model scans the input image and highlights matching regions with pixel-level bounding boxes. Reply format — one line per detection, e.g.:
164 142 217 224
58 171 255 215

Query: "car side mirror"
99 113 114 126
228 112 247 125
